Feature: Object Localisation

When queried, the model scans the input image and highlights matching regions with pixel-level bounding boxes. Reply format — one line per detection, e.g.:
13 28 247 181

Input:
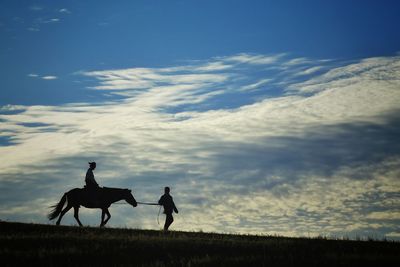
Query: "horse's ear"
129 189 132 193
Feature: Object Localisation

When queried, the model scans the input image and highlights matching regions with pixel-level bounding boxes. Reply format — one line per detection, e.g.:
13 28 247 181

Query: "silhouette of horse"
48 187 137 227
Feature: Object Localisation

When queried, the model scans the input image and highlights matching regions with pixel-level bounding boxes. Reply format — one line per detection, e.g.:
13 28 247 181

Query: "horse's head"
124 189 137 207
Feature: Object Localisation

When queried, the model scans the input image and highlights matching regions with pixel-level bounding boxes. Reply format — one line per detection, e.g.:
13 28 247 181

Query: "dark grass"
1 221 399 266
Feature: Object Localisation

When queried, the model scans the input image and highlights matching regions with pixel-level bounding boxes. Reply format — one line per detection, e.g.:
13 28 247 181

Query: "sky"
0 0 400 240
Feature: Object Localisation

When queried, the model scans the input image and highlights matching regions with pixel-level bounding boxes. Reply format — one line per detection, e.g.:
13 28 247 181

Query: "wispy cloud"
239 78 272 92
283 57 311 66
41 75 57 80
387 232 400 238
222 53 286 65
366 211 400 220
46 18 60 23
294 66 324 76
27 27 40 32
27 74 57 80
0 105 26 112
288 56 400 94
59 8 71 14
1 53 400 239
25 5 68 32
29 6 43 11
82 68 229 91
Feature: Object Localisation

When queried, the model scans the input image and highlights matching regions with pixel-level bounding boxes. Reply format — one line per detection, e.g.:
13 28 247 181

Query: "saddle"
83 186 103 207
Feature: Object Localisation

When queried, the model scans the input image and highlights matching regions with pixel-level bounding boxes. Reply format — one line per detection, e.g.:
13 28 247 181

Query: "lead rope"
157 205 162 226
136 201 161 226
136 202 159 206
114 201 162 226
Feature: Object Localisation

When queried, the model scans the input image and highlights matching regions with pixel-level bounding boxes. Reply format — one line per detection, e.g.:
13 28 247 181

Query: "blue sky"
1 0 400 105
1 1 400 239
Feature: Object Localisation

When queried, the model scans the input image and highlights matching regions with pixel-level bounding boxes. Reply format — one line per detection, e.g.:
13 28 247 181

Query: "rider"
158 186 178 231
85 162 99 188
85 162 100 205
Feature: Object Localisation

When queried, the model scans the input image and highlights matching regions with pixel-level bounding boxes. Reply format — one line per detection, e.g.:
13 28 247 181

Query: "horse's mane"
102 187 130 193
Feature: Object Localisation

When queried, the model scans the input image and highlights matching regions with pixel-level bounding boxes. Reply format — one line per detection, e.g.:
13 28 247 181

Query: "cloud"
294 66 324 76
194 61 233 72
239 78 272 92
59 8 71 14
41 76 57 80
34 18 61 25
47 18 60 23
27 27 40 32
222 53 285 65
82 68 229 91
288 56 400 94
283 57 312 66
25 6 66 32
366 211 400 220
0 105 26 112
27 74 57 80
386 232 400 238
1 53 399 239
29 6 43 11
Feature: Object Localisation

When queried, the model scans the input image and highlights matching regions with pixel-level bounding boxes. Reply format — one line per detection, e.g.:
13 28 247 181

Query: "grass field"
1 221 399 266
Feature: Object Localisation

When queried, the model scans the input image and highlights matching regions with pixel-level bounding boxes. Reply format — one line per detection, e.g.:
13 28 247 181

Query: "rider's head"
89 162 96 170
164 186 170 194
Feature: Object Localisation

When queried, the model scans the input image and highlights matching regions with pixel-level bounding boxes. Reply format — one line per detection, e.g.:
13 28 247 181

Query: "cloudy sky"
1 0 400 240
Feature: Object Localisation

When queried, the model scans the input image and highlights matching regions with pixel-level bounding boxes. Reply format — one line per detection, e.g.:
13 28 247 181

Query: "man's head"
164 186 170 194
89 162 96 170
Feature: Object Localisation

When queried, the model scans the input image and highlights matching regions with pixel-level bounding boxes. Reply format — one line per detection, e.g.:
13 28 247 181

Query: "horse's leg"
56 204 72 225
102 209 111 226
73 206 83 227
100 209 106 227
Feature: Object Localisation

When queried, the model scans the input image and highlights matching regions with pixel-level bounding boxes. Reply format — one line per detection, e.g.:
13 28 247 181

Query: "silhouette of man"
85 162 99 188
85 162 100 205
158 187 178 231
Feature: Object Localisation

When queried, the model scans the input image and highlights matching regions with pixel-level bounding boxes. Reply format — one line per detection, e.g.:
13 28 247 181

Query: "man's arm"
172 197 178 213
158 195 164 205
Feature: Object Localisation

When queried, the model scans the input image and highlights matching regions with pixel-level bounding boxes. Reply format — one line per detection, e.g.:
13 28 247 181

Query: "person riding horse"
86 162 99 188
85 162 101 205
48 161 138 227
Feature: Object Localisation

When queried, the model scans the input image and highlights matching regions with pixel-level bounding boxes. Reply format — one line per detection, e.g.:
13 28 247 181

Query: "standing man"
158 187 178 231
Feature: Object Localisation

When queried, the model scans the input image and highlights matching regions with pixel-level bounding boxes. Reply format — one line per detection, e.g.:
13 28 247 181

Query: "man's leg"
164 213 174 231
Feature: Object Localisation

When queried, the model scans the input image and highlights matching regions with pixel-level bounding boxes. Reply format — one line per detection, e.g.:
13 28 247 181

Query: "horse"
48 187 137 227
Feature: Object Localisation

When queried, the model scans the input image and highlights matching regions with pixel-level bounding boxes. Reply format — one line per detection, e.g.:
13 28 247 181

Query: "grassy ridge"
1 221 399 266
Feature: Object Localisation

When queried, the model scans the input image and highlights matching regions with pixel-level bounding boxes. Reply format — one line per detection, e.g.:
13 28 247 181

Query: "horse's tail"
48 193 67 220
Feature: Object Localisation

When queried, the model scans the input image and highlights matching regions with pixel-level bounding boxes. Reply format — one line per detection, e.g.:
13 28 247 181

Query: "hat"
89 162 96 167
